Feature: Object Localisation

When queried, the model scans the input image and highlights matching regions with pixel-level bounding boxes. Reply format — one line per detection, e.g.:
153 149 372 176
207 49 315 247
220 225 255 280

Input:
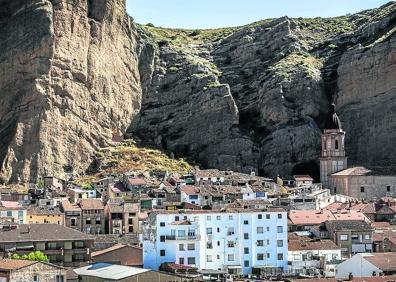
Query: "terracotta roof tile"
0 259 36 270
79 199 104 210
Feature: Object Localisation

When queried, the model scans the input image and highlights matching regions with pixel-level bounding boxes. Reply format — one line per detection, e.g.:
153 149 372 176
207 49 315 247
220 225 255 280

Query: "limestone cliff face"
0 0 141 183
1 1 396 183
131 2 396 179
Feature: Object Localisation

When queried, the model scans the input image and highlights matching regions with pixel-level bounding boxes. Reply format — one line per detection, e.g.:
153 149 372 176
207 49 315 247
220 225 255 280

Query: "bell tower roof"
325 104 342 130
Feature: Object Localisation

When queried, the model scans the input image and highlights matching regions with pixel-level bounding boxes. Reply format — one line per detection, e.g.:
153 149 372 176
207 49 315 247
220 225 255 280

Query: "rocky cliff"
1 1 396 183
0 0 141 183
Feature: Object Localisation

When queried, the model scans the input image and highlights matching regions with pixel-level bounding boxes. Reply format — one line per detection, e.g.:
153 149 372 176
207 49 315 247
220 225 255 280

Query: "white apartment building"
143 208 288 275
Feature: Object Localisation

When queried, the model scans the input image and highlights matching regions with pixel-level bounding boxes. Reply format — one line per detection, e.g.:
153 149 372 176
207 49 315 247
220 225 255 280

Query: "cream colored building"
320 105 396 200
330 167 396 200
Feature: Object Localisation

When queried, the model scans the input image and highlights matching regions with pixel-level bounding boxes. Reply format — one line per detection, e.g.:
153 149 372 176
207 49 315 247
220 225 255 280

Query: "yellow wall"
28 214 65 225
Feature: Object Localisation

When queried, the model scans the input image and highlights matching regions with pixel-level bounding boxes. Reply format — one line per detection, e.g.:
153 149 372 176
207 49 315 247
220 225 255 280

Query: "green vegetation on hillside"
138 24 237 46
270 52 324 80
96 140 190 176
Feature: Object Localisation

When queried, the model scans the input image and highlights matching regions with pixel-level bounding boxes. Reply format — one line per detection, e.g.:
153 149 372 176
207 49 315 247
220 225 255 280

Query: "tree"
11 251 49 262
36 179 44 189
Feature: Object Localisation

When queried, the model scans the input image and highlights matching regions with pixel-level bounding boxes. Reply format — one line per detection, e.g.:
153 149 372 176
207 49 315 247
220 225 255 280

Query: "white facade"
336 253 381 278
0 208 26 224
288 247 341 277
143 210 288 275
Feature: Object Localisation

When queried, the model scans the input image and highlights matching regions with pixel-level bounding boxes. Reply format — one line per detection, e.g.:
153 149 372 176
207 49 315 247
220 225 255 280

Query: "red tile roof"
0 259 36 270
78 199 104 210
293 175 313 181
288 239 339 251
127 178 147 186
364 253 396 271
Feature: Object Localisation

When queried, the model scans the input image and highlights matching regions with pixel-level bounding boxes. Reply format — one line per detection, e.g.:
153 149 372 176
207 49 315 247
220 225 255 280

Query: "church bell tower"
320 104 347 190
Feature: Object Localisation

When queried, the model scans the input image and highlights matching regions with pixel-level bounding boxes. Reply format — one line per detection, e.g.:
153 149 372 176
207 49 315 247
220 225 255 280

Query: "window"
244 260 249 267
56 275 64 282
277 253 284 260
364 234 371 240
227 227 235 235
160 250 165 256
244 247 249 254
33 275 39 282
217 241 220 246
217 227 220 233
257 240 264 246
187 243 195 250
207 216 211 221
71 218 76 226
243 220 249 225
216 215 221 220
228 215 233 220
258 214 262 219
47 242 57 250
206 228 213 235
160 222 165 227
207 242 213 249
340 234 349 241
188 257 196 265
179 244 184 251
277 226 283 233
95 217 101 224
244 233 249 239
277 240 283 247
175 216 179 221
335 139 339 150
228 241 235 248
257 253 264 260
387 186 391 192
228 254 235 261
257 227 264 234
267 253 270 259
277 214 282 219
179 257 184 264
207 255 212 262
266 226 270 232
360 186 365 193
128 218 133 225
266 214 270 219
217 254 220 259
160 235 165 242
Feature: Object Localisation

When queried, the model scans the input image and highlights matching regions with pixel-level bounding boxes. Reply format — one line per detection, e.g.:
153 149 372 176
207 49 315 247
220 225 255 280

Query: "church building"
319 105 396 200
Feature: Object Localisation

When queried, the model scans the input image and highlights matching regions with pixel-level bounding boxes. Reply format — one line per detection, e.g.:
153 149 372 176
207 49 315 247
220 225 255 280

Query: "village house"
43 176 67 191
108 182 129 199
0 201 26 224
79 199 105 234
288 209 369 231
288 234 341 277
61 200 82 231
67 187 96 204
105 198 140 234
336 252 396 278
0 224 94 267
325 220 374 258
91 243 143 267
27 207 65 225
0 259 67 282
125 177 149 192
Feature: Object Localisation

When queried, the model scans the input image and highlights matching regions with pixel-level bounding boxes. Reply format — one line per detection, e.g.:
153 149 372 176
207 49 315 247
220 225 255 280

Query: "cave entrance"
292 161 320 183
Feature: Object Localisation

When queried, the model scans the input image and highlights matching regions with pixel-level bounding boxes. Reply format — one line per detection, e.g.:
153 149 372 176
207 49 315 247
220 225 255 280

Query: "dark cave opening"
292 161 320 183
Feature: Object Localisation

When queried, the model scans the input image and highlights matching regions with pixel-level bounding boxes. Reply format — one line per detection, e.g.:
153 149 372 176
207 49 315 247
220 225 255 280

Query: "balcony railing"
165 235 200 240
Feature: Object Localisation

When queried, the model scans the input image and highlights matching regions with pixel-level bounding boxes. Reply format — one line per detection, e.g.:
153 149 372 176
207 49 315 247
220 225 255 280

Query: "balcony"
64 248 88 255
165 234 200 240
